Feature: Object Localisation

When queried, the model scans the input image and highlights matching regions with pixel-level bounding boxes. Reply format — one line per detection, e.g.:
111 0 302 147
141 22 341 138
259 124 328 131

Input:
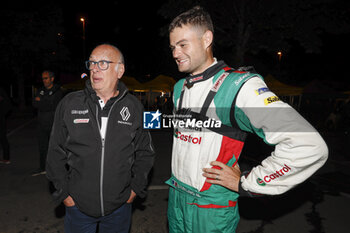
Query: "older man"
46 44 155 233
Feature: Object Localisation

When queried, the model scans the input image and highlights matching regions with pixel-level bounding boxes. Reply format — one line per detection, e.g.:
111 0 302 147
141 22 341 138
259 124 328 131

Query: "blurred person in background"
0 86 12 164
32 70 64 176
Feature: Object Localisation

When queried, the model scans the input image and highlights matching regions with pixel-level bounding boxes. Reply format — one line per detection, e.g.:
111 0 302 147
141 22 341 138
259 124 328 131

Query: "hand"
63 196 75 207
202 161 241 192
35 97 40 101
126 190 137 203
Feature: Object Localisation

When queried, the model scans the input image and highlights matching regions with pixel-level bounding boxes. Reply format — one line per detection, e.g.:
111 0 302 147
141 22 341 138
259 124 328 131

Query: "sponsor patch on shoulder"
255 87 270 95
264 96 280 105
74 118 90 124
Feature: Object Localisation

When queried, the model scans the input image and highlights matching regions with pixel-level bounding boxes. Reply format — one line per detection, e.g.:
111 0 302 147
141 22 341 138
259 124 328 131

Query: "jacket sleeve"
235 77 328 196
46 97 69 203
130 106 156 198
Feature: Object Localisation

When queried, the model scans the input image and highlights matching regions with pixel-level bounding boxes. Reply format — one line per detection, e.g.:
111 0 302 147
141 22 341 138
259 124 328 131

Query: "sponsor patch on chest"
118 106 133 126
73 118 90 124
71 109 89 115
174 130 202 145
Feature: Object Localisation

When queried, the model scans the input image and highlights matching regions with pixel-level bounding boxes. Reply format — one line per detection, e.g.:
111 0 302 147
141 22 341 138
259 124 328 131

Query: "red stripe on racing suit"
200 136 244 192
187 200 237 209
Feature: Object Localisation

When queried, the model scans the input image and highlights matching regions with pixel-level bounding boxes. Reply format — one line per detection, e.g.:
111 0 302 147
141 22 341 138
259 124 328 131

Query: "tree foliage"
159 0 350 66
0 1 70 107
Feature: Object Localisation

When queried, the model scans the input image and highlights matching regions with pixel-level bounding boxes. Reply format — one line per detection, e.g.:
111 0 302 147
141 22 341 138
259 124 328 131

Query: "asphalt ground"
1 109 350 233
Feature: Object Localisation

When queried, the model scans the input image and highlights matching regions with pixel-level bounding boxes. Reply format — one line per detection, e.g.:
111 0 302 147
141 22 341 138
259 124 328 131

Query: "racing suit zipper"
96 89 127 217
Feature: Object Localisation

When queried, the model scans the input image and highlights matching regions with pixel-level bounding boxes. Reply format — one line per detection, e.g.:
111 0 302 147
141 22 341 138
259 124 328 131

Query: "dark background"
0 0 349 109
1 2 350 231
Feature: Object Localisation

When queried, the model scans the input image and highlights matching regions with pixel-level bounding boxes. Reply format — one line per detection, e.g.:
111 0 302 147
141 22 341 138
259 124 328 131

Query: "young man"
46 44 155 233
32 70 64 176
166 6 328 233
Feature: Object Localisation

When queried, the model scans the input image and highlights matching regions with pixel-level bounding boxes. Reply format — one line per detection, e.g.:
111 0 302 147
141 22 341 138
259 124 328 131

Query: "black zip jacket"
0 87 12 117
33 84 64 129
46 80 155 217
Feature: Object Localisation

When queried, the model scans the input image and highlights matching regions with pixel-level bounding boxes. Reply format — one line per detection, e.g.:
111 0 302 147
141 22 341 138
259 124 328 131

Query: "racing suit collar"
185 60 227 88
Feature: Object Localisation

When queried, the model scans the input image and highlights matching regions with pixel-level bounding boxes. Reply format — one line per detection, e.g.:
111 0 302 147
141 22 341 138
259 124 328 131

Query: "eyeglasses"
85 60 120 71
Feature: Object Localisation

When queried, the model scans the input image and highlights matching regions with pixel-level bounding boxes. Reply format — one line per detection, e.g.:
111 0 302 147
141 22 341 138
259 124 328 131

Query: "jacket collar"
44 83 60 93
84 79 128 105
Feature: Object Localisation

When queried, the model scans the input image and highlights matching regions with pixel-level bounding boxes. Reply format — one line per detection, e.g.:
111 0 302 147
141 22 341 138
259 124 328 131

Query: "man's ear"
116 63 125 79
203 30 213 49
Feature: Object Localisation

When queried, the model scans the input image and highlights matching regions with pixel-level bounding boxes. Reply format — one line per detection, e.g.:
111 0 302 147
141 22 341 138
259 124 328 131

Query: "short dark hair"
168 6 214 34
42 70 55 78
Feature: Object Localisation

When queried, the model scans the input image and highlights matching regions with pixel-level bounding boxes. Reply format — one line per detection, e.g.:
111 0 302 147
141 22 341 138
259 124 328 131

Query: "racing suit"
166 60 328 233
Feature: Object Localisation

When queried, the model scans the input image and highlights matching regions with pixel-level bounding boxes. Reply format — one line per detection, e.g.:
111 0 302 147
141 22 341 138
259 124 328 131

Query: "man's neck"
96 89 119 104
191 57 216 76
45 84 54 90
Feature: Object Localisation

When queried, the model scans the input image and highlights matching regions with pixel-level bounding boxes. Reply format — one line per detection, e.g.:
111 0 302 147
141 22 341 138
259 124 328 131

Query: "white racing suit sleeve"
236 77 328 196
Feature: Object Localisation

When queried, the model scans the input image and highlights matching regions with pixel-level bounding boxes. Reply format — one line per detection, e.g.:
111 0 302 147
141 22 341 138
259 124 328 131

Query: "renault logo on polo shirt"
120 106 130 121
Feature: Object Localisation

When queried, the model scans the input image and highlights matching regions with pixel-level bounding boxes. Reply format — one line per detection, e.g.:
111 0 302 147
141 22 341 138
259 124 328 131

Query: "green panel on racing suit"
212 70 269 143
166 175 239 233
234 106 272 145
173 79 186 110
168 67 264 233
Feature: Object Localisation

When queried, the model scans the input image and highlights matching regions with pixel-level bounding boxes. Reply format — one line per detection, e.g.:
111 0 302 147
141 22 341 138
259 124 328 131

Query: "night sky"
60 0 170 79
1 0 350 89
53 0 350 86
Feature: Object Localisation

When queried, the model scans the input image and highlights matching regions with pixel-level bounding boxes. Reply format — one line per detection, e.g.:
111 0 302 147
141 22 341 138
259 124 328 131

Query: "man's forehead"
90 45 119 60
42 72 50 77
170 25 202 44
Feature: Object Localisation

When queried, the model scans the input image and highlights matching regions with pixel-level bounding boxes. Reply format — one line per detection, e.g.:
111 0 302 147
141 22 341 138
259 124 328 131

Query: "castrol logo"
256 164 292 186
174 130 202 145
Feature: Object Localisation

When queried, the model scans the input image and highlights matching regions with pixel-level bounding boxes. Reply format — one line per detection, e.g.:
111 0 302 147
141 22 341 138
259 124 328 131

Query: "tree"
159 0 350 68
0 1 70 109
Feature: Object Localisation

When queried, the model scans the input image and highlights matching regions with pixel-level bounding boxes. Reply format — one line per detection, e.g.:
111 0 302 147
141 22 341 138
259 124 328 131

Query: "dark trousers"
0 116 10 160
37 125 51 170
64 204 132 233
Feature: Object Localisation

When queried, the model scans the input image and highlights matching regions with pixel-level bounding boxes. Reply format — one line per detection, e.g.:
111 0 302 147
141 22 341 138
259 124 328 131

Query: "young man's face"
42 72 54 89
169 24 211 75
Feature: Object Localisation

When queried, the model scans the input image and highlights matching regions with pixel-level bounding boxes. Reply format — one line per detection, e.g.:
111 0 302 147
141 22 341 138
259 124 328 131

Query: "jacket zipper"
96 89 127 216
